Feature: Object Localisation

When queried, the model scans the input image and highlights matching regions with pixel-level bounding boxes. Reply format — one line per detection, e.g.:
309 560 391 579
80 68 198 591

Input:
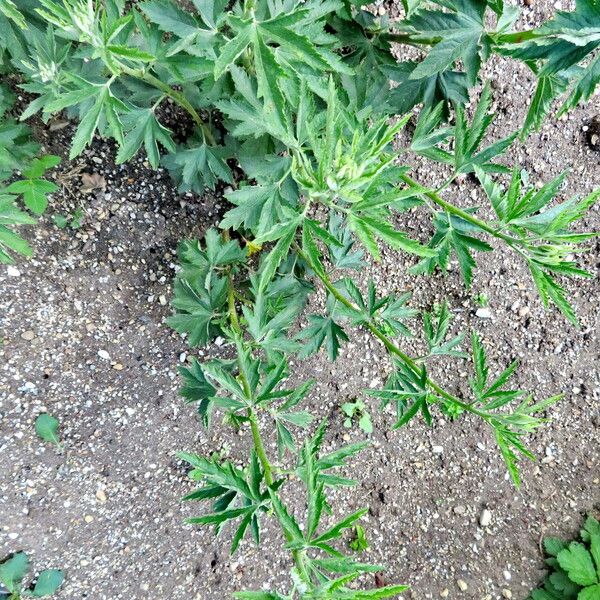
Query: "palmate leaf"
384 62 469 115
557 542 599 587
398 0 494 85
0 121 39 179
0 194 36 263
411 211 493 287
413 83 517 172
180 450 270 553
5 155 61 214
335 278 417 338
212 4 347 138
162 136 233 193
327 212 366 271
296 313 349 361
221 182 297 237
365 361 433 427
167 231 246 346
499 0 600 119
477 167 598 324
422 301 467 358
116 107 176 168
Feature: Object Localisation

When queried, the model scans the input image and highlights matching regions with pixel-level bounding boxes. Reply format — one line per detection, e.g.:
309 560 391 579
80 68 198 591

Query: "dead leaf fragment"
81 172 106 193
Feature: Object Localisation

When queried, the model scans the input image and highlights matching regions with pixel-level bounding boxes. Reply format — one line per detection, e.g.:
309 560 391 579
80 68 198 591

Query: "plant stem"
249 411 274 486
122 67 217 145
399 173 521 245
296 247 491 421
384 29 539 47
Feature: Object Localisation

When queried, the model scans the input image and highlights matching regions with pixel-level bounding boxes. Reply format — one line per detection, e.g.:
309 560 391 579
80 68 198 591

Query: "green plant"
0 83 60 264
341 400 372 435
53 207 83 229
529 515 600 600
349 525 369 554
0 552 64 599
34 413 61 447
2 0 599 597
474 292 488 308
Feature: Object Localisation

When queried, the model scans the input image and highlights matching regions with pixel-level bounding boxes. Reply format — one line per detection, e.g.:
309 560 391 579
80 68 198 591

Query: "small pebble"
502 590 512 599
7 266 21 277
20 330 35 341
440 589 449 598
479 508 492 527
475 308 492 319
96 489 107 503
84 515 94 523
456 579 468 592
98 350 111 360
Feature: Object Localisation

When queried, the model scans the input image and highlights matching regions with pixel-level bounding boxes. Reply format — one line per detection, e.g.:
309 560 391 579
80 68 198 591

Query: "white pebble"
98 350 111 360
479 509 492 527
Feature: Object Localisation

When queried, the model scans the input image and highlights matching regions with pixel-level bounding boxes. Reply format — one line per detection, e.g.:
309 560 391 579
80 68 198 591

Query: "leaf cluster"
530 515 600 600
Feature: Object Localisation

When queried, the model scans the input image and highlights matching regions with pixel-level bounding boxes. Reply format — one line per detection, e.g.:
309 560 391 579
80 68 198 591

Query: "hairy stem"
400 173 523 246
225 269 312 584
249 411 274 486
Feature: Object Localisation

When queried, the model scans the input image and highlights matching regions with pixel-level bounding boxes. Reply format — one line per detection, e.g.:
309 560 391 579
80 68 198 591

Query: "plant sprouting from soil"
0 552 64 599
1 0 600 596
529 515 600 600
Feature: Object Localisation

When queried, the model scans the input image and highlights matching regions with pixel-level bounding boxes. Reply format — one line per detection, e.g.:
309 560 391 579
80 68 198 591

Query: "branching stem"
296 247 492 422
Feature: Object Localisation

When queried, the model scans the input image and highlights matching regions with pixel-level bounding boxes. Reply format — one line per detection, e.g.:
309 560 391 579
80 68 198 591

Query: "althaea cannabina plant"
1 0 599 596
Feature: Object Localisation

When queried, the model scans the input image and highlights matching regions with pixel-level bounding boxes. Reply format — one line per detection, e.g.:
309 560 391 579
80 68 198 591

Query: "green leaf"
116 108 176 169
0 0 26 28
522 74 569 139
403 0 489 84
140 0 199 38
297 314 349 361
348 213 434 261
35 413 61 446
214 21 253 79
544 537 568 557
31 569 65 597
5 178 58 215
557 542 598 586
163 140 232 192
0 195 36 264
412 211 492 287
252 28 288 135
0 552 29 593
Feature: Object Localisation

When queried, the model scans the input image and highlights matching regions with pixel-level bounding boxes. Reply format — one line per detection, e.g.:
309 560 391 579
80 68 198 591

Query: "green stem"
122 67 217 145
491 29 540 45
297 247 491 421
249 411 274 486
383 32 439 46
225 268 312 586
400 174 520 246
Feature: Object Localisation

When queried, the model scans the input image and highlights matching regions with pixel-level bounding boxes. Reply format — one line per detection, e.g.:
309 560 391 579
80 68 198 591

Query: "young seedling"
0 552 64 599
529 515 600 600
34 414 61 448
341 400 373 435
